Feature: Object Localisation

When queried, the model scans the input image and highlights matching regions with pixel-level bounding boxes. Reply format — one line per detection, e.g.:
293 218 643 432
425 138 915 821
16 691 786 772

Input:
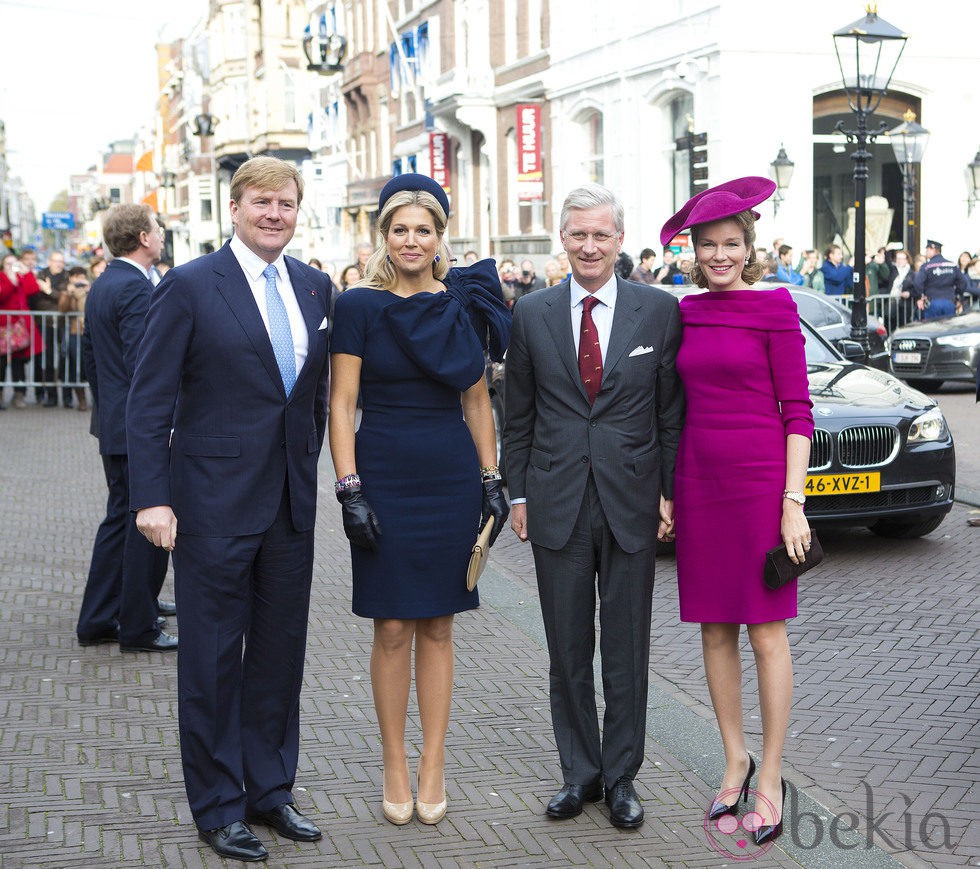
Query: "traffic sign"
42 211 75 230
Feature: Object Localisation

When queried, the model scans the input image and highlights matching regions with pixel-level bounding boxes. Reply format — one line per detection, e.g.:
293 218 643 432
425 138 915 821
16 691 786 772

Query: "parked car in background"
488 314 955 539
783 286 889 370
887 311 980 391
669 284 889 369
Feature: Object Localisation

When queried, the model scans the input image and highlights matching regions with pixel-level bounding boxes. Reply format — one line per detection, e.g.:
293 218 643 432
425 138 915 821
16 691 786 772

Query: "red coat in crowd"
0 270 44 359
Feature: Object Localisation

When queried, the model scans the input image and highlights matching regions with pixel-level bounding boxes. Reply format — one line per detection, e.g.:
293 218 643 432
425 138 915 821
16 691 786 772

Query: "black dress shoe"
157 599 177 616
708 754 756 820
120 631 178 653
753 778 786 846
545 781 604 819
248 803 322 841
199 820 267 862
606 776 644 829
78 627 119 647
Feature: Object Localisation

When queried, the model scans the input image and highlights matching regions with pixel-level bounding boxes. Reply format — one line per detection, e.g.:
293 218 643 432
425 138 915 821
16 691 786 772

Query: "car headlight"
908 407 948 442
935 332 980 347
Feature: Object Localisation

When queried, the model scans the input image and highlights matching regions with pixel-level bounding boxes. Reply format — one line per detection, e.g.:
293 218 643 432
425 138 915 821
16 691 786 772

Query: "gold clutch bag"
466 516 495 591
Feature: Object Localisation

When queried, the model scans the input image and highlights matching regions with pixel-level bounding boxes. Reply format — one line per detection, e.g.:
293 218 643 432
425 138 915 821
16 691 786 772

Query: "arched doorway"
812 90 922 254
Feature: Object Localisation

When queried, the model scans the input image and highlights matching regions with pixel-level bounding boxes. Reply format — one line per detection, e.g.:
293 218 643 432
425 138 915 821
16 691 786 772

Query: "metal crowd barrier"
839 292 979 330
1 311 88 389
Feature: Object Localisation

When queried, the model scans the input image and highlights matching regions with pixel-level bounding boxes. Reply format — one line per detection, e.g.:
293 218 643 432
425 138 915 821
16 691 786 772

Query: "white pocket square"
318 317 329 331
628 345 654 357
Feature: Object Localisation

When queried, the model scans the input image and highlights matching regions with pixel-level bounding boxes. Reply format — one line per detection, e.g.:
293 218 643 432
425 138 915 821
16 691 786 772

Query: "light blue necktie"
262 263 296 396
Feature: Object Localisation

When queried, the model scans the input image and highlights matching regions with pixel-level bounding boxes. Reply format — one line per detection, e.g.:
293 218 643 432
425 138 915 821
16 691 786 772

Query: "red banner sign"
429 132 451 202
516 103 543 201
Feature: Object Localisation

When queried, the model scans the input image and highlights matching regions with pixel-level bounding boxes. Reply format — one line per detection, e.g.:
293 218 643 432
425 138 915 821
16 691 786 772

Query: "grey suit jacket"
503 277 684 553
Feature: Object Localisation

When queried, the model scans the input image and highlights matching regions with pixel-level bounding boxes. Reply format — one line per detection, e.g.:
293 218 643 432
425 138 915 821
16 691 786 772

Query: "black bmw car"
488 317 955 539
887 311 980 391
802 322 954 537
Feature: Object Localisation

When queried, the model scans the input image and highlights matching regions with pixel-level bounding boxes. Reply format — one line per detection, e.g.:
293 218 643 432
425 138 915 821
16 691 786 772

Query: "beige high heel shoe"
382 764 414 825
415 755 447 824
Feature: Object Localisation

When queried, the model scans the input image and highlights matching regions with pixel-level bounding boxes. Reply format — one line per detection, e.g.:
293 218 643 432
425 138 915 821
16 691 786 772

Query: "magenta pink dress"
675 288 814 624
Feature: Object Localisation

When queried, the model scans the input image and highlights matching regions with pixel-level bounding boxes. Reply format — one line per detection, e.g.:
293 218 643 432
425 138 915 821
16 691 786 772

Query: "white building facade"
546 0 980 259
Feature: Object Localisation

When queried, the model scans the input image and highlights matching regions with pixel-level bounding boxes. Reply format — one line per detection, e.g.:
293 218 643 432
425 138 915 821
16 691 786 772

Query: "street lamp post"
888 109 929 253
192 112 221 247
303 12 347 75
832 5 908 350
770 145 795 215
967 148 980 216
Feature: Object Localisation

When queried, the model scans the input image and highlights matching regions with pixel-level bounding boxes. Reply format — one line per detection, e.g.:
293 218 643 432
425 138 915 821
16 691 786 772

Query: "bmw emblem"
817 407 833 416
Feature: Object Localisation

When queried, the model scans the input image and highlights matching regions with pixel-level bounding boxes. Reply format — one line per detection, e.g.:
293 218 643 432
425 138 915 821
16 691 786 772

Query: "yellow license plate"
805 472 881 496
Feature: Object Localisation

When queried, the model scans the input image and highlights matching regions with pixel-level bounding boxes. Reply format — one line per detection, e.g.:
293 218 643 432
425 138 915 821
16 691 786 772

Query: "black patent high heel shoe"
708 754 756 820
753 778 787 846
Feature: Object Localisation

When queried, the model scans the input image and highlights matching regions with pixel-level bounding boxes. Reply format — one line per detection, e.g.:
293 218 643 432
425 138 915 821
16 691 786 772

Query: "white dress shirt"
230 233 309 376
511 276 619 506
570 274 617 359
115 256 150 280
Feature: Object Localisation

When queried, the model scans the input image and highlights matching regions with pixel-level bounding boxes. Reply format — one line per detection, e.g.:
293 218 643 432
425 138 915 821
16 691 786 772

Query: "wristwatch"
783 490 806 505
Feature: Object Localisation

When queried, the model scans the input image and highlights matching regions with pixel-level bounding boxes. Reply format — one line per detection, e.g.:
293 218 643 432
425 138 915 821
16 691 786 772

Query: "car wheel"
490 392 507 484
906 379 943 392
869 515 946 538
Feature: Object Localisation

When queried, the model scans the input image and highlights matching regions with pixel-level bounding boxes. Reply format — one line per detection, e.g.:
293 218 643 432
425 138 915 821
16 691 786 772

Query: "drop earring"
386 253 392 263
434 254 441 263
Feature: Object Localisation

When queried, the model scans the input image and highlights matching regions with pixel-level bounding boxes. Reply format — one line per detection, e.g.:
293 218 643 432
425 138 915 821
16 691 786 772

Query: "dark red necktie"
578 295 603 404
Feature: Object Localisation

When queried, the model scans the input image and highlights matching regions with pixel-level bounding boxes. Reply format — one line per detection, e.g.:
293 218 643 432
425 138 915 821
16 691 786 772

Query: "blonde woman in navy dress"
329 174 510 826
661 178 814 846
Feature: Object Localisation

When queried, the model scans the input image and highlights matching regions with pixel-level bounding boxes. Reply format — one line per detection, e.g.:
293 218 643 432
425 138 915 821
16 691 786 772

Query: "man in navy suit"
127 157 332 862
77 203 176 652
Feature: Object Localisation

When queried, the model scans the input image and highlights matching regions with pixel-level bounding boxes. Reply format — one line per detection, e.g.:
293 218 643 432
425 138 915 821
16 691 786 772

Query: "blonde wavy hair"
361 190 452 291
689 209 767 288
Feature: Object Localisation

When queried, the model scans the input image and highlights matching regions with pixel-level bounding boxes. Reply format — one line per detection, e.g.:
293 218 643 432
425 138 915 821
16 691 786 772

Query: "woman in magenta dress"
661 178 814 846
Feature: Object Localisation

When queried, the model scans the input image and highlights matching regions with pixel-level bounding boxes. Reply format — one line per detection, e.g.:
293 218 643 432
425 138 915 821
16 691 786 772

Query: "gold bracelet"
480 465 501 481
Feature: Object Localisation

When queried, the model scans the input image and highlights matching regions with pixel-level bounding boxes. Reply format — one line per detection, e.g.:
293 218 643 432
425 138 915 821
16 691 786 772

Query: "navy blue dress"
331 259 511 618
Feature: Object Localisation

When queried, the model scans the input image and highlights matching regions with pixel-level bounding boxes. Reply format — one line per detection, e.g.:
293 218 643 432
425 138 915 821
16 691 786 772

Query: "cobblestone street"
1 397 977 867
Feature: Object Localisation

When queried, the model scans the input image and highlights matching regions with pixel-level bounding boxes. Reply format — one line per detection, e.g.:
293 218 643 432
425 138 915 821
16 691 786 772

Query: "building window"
580 111 604 185
504 0 517 64
283 69 297 127
201 198 213 221
669 93 695 211
527 0 543 54
224 4 246 59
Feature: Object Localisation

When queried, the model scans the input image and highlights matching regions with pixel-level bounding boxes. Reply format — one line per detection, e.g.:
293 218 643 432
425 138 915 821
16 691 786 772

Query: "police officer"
914 239 968 319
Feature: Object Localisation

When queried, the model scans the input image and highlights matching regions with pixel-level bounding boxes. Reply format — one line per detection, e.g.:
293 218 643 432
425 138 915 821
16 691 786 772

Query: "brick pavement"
0 405 976 867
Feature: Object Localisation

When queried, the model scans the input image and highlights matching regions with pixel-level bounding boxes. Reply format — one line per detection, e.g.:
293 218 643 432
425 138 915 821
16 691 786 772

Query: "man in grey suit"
503 183 684 829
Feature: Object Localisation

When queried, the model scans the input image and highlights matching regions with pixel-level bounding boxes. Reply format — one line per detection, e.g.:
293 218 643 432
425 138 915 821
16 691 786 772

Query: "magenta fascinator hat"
659 176 776 247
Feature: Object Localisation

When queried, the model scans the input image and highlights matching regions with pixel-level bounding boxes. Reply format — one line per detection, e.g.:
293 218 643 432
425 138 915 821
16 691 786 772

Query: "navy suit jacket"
126 243 332 536
81 259 154 455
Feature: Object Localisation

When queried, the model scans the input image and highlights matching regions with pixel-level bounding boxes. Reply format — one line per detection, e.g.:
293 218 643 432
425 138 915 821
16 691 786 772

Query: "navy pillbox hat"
378 173 450 218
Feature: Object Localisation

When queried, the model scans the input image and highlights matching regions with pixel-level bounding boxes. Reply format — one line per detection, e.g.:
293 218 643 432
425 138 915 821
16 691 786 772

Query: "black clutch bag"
764 531 824 589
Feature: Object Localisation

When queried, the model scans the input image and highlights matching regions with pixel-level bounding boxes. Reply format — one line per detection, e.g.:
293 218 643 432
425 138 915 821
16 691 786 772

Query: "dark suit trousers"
77 454 168 644
531 473 655 788
173 484 314 831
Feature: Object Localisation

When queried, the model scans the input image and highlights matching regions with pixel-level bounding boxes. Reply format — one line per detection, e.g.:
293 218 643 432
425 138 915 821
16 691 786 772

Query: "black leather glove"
480 478 509 547
337 489 381 552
